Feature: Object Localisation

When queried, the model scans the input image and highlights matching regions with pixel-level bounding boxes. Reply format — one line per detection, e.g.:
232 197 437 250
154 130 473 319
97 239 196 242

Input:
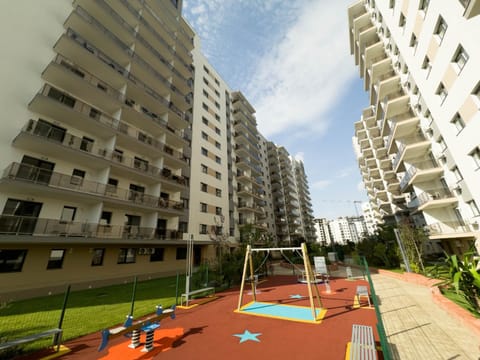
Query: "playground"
13 265 381 360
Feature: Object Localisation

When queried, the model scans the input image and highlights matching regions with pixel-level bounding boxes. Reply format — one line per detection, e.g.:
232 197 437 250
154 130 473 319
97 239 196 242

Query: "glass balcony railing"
2 162 185 211
0 214 184 240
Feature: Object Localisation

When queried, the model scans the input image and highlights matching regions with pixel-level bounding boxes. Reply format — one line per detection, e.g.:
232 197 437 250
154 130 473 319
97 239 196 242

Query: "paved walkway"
372 273 480 360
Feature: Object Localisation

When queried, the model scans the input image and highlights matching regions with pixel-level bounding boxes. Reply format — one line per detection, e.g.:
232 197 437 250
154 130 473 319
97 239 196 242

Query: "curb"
377 269 480 338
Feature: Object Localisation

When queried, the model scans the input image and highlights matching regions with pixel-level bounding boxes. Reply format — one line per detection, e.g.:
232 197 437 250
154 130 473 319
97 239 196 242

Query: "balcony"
375 75 400 108
381 94 410 124
417 188 458 212
392 135 431 172
1 162 185 213
399 160 443 191
0 215 184 241
386 116 420 154
427 221 477 239
369 58 392 92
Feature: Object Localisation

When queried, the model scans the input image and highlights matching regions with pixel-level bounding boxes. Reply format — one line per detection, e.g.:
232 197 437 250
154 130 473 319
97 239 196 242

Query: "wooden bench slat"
0 328 62 351
350 324 377 360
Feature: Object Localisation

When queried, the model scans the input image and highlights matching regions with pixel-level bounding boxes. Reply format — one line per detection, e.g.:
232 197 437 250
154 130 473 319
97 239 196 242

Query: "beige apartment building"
349 0 480 255
0 0 196 299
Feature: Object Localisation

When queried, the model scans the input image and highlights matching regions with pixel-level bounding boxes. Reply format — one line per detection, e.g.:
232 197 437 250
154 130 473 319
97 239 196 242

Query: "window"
473 81 480 99
60 206 76 222
389 0 395 8
47 87 75 108
199 224 208 235
215 127 221 135
215 207 222 216
34 119 66 142
150 247 164 262
47 249 66 269
409 33 417 47
203 65 210 74
117 248 136 264
203 89 209 98
214 78 220 86
434 16 447 42
215 113 220 121
436 83 447 103
216 188 222 197
470 147 480 168
468 200 480 217
421 56 431 72
452 45 468 72
107 178 118 193
0 249 27 273
80 136 94 152
134 157 149 171
201 131 208 140
399 13 406 27
215 156 221 164
419 0 429 11
202 117 209 125
201 182 208 192
215 171 222 180
215 101 220 109
202 103 209 111
214 89 220 97
438 155 446 165
201 164 208 173
91 248 105 266
438 137 447 151
176 247 187 259
100 211 112 225
452 166 463 182
215 141 221 149
200 202 207 213
451 113 465 133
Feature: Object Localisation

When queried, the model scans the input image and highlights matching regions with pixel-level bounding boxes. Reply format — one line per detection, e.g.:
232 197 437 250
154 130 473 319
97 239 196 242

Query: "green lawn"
0 276 183 358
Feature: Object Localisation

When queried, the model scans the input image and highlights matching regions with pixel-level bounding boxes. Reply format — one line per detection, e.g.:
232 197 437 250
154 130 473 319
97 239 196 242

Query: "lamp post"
393 228 411 273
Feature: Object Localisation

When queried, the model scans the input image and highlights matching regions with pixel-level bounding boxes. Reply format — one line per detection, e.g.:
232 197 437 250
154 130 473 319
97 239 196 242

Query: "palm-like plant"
435 252 480 312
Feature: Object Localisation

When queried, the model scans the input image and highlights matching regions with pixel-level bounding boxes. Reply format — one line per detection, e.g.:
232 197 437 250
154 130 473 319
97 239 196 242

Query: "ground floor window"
150 248 165 262
91 248 105 266
176 247 187 260
117 248 136 264
47 249 65 269
0 249 27 273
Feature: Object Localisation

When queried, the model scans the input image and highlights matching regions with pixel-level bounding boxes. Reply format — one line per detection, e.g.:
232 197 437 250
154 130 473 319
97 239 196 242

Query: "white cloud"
246 0 356 138
312 180 331 189
336 166 356 179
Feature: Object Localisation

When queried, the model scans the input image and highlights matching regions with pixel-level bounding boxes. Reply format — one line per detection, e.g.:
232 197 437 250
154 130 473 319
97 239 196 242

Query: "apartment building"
362 201 378 235
314 218 332 245
0 0 195 298
190 44 236 255
267 144 315 245
349 0 480 255
293 159 317 242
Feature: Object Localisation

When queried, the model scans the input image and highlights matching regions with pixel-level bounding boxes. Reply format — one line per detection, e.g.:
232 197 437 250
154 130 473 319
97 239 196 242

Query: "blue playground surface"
236 301 326 324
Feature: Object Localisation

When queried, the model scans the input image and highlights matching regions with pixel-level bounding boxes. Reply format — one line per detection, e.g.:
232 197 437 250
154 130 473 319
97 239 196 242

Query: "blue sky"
183 0 369 219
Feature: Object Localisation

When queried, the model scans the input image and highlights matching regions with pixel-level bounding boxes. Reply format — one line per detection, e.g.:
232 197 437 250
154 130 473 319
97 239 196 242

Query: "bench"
349 324 377 360
0 328 63 352
356 285 371 307
180 287 215 306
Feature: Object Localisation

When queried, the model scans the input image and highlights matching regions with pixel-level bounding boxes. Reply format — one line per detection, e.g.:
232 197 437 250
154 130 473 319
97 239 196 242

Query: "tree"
397 221 426 273
356 225 400 268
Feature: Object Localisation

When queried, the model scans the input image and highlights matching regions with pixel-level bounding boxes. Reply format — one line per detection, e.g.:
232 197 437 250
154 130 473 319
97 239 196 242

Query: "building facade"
0 0 196 299
349 0 480 255
0 0 317 299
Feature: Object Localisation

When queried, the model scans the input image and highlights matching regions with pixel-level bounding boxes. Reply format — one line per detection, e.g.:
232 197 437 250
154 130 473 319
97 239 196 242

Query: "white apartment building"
349 0 480 255
314 218 332 245
190 44 236 252
362 201 378 235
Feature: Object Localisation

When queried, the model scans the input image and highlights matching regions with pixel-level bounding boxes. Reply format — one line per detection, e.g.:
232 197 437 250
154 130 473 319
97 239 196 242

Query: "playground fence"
360 256 392 360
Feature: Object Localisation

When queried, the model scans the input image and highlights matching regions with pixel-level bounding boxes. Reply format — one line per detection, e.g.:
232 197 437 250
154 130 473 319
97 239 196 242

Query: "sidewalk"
372 273 480 360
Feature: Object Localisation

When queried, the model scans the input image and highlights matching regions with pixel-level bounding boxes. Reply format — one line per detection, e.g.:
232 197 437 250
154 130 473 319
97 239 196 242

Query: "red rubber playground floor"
23 275 382 360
